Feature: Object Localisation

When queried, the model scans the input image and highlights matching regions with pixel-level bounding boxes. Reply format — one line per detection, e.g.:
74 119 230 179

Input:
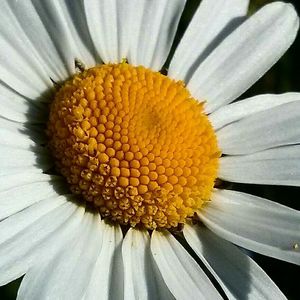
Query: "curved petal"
0 199 84 285
122 228 173 300
8 0 97 81
0 83 45 123
219 145 300 186
217 101 300 155
128 0 185 71
0 1 52 98
0 196 65 245
84 0 127 63
210 93 300 130
0 173 56 192
151 230 222 299
85 0 185 70
169 0 249 81
0 118 45 149
0 166 43 177
0 145 51 173
187 2 299 113
184 224 287 300
122 229 155 300
83 221 123 300
198 189 300 265
17 211 102 300
0 176 65 220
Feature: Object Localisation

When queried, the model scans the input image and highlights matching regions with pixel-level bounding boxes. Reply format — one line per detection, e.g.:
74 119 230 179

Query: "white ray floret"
187 2 299 113
198 189 300 264
184 225 287 300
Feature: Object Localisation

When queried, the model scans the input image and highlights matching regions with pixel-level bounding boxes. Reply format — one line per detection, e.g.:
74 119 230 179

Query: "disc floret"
47 63 220 229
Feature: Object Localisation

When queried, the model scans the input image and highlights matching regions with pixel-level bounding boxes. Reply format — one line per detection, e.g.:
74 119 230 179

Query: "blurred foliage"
1 0 300 299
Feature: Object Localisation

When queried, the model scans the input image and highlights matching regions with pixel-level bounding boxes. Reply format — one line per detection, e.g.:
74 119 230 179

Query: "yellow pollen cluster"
47 63 220 229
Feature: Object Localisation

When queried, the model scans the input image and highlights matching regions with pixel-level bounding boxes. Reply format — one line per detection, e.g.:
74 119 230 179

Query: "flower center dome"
47 63 220 230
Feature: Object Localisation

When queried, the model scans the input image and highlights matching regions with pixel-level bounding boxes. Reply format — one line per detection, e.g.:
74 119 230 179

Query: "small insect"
121 57 128 64
192 212 200 225
75 58 86 73
170 223 184 235
50 77 62 88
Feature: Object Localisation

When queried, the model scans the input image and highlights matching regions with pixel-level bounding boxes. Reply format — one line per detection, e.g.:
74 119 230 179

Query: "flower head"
0 0 299 299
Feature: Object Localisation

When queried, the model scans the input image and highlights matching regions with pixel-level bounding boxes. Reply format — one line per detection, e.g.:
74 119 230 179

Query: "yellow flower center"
47 63 220 230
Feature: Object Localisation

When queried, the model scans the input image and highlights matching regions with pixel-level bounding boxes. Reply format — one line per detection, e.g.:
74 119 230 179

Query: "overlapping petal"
85 0 185 70
0 199 84 285
0 83 45 123
210 93 300 130
187 2 299 113
219 145 300 186
198 189 300 265
0 174 65 220
122 229 173 300
83 221 123 300
184 224 287 300
151 230 222 299
18 211 101 300
169 0 249 81
217 101 300 155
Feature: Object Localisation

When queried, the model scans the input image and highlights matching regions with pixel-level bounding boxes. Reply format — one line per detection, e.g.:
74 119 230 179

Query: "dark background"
1 0 300 299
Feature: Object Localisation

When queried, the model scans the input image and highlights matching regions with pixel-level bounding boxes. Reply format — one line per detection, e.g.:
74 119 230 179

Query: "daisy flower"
0 0 299 299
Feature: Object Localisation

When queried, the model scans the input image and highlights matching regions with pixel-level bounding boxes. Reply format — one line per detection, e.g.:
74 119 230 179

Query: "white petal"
0 1 64 98
0 84 45 123
0 176 65 220
16 204 84 295
17 211 101 300
151 230 222 300
83 221 123 300
198 189 300 265
217 101 300 155
60 213 102 300
8 0 97 81
0 118 45 140
210 93 300 130
0 145 51 172
169 0 249 81
0 118 45 149
0 0 63 85
85 0 185 70
219 145 300 186
149 255 175 300
128 0 185 70
122 229 154 300
84 0 126 63
0 173 60 192
0 166 43 177
184 224 287 300
0 200 83 285
0 196 65 245
122 229 173 300
187 2 299 113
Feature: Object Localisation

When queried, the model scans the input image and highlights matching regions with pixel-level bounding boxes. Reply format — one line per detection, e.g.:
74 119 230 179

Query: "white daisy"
0 0 299 299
